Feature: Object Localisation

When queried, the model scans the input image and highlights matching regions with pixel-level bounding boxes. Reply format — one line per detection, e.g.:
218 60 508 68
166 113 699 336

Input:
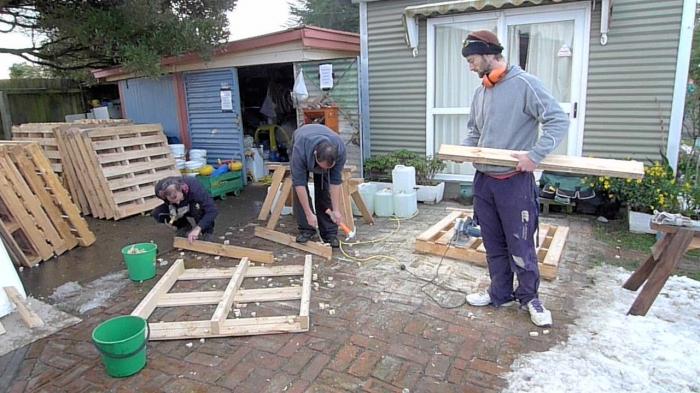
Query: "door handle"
573 102 578 119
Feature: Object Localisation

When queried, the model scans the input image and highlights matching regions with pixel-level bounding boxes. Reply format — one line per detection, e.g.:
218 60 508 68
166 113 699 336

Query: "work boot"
296 232 314 244
525 298 552 327
465 291 516 307
324 236 340 248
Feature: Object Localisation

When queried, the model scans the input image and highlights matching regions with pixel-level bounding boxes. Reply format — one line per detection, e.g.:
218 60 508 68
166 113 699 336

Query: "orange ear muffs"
482 66 507 88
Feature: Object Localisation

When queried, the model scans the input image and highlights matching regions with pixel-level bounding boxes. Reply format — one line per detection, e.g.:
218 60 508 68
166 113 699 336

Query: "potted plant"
591 160 689 233
363 150 447 203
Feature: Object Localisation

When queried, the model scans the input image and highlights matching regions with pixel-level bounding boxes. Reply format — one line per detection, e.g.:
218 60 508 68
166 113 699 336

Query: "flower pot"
628 210 655 234
415 182 445 204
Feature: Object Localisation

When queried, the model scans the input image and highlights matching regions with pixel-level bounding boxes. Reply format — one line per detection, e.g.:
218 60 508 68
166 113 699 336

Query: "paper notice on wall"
220 88 233 111
558 44 572 57
319 64 333 90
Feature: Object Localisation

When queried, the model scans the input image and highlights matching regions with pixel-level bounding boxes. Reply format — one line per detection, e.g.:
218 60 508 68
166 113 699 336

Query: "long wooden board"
4 286 44 328
254 226 332 261
173 237 274 264
437 145 645 179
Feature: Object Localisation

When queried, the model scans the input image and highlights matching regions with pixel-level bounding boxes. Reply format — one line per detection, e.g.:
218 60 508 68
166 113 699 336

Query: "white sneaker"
526 298 552 327
466 292 515 307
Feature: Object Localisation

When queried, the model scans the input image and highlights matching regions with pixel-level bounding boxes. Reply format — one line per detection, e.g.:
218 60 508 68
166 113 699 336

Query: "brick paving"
3 202 599 392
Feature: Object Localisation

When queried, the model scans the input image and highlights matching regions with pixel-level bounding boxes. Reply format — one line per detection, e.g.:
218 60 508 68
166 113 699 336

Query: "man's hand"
326 209 343 226
187 226 202 243
511 153 537 172
305 211 318 229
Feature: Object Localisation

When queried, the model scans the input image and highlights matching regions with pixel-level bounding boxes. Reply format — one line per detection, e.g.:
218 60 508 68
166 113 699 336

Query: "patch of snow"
505 266 700 393
49 272 128 314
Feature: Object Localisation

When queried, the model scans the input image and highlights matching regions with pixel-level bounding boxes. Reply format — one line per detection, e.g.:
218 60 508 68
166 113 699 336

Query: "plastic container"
352 183 376 216
374 188 394 217
169 144 185 158
189 149 207 164
174 159 186 170
92 315 148 378
392 165 416 194
393 191 418 218
120 243 157 281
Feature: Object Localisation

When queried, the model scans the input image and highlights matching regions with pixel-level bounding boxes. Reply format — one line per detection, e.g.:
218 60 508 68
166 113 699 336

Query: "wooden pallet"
11 123 66 173
0 143 94 267
55 124 179 220
414 209 568 280
131 255 313 340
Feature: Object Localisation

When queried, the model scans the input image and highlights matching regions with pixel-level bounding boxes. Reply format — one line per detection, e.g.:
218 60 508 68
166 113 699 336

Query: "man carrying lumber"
461 30 569 327
291 124 346 248
152 176 218 243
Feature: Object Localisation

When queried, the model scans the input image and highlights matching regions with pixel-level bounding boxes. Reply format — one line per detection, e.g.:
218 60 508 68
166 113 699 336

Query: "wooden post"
0 92 12 141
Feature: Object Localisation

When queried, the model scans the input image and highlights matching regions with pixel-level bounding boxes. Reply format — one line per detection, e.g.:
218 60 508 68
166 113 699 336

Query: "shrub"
364 150 446 186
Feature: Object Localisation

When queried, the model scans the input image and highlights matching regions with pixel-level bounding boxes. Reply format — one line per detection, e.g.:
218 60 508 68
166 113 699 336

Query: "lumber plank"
350 189 375 225
173 237 274 264
416 211 463 241
211 258 250 334
116 197 164 220
266 177 293 230
179 265 305 280
299 255 312 329
131 259 185 319
98 146 171 165
90 135 165 151
543 226 569 266
65 130 107 218
0 321 5 335
148 316 305 340
3 286 44 328
257 166 287 221
84 124 163 138
254 226 332 261
340 169 355 233
107 171 172 191
101 158 176 178
157 287 303 307
437 145 645 179
0 218 39 267
53 127 89 214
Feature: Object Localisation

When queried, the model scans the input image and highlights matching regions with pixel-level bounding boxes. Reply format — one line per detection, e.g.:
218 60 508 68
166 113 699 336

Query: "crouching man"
152 176 218 243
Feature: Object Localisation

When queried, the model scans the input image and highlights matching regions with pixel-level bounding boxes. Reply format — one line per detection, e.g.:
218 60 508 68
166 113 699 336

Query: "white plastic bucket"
392 165 416 194
169 144 185 158
175 159 186 170
393 191 417 218
189 149 207 161
374 188 394 217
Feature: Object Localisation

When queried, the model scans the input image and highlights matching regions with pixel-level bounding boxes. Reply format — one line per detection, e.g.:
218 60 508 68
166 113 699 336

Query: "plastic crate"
196 170 243 199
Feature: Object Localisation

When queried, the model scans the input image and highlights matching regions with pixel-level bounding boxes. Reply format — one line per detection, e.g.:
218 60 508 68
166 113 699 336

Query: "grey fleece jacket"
291 124 346 187
463 65 569 174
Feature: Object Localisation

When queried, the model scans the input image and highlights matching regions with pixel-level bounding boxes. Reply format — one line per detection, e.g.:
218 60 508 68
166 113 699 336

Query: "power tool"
452 216 481 247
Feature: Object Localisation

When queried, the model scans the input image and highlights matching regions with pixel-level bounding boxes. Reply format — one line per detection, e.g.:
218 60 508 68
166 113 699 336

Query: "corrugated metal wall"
298 58 362 173
184 69 244 164
367 0 429 156
582 0 682 161
119 76 180 139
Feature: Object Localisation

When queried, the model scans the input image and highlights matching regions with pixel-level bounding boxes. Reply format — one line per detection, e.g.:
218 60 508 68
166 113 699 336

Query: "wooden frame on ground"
414 209 568 280
131 255 313 340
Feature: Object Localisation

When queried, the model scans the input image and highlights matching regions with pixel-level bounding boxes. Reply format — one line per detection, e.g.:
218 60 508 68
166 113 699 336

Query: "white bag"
292 70 309 105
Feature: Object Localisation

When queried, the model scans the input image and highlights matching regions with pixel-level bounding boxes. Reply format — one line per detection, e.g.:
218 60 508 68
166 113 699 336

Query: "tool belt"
539 171 595 205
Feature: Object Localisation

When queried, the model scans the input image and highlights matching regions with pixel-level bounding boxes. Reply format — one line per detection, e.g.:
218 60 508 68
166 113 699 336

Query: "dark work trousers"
473 171 541 306
292 172 338 240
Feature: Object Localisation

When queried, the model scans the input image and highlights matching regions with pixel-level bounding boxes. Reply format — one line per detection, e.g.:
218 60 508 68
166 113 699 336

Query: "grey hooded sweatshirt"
291 124 346 187
463 65 570 174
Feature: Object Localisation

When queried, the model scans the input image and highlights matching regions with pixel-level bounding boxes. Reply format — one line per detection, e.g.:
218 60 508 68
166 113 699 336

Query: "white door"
426 3 590 180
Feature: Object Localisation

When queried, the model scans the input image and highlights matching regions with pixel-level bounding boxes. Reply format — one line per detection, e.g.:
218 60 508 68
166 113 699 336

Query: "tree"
0 1 238 76
289 0 358 33
9 62 47 78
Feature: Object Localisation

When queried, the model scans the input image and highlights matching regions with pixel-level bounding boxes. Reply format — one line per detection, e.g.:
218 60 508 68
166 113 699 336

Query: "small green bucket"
121 243 157 281
92 315 149 378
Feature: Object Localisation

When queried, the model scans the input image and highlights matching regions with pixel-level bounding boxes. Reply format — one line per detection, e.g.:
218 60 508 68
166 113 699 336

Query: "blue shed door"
119 76 180 140
184 69 243 164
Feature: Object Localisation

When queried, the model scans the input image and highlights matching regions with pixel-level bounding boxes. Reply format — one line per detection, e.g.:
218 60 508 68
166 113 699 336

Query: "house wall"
582 0 682 161
297 58 362 174
366 0 683 163
118 76 181 140
367 0 429 156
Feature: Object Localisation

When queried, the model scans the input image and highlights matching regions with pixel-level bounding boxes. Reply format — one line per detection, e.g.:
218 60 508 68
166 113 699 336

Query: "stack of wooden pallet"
10 120 131 175
0 142 95 267
55 123 179 220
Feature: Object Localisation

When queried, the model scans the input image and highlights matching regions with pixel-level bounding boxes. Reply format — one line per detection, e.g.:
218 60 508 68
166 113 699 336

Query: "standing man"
152 176 218 243
291 123 346 248
461 30 569 327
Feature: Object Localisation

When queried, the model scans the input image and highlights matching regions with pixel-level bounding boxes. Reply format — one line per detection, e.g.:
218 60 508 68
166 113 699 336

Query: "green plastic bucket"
121 243 157 281
92 315 149 378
